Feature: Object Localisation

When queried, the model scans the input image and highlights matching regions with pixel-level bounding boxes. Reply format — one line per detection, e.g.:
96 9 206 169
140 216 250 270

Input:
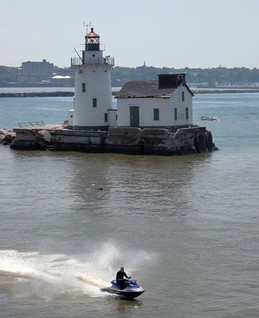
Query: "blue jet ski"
101 277 145 299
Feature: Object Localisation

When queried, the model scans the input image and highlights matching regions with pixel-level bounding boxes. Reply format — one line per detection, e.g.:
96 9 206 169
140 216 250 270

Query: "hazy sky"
1 0 259 69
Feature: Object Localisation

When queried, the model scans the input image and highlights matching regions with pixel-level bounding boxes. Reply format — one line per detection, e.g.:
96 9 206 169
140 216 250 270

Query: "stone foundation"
9 125 217 155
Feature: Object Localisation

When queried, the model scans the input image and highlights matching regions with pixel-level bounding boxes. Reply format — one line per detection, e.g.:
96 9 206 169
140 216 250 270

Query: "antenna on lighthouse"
83 21 92 34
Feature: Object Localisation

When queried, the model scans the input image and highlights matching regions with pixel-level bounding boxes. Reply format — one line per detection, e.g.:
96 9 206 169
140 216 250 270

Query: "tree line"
111 65 259 88
1 64 259 88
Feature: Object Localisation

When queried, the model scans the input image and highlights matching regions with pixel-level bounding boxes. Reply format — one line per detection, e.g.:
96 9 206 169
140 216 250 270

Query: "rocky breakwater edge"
0 128 16 145
5 124 218 156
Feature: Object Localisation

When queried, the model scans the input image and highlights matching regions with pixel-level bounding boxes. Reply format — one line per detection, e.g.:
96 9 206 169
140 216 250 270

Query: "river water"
0 93 259 317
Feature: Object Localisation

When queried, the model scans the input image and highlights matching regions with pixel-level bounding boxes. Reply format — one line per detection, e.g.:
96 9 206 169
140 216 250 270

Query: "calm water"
0 93 259 317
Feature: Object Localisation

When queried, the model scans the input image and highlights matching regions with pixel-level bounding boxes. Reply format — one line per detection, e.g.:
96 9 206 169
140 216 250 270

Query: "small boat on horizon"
200 115 218 121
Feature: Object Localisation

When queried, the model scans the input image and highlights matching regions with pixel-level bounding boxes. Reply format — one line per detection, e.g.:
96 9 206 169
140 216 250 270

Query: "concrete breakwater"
0 91 74 98
191 88 259 94
9 125 217 155
0 128 16 145
1 88 259 98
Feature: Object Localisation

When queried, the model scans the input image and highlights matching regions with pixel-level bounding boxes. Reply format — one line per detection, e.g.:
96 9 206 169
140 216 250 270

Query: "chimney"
158 74 186 88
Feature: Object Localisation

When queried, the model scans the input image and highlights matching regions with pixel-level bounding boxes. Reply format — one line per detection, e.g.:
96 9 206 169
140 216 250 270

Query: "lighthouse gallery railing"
71 56 114 66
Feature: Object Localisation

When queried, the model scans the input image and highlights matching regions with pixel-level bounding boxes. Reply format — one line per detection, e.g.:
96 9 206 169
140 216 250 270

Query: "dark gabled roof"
116 78 194 99
116 80 176 99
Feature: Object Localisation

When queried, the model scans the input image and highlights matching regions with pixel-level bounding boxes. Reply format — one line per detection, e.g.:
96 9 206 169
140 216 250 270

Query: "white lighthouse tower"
71 28 114 130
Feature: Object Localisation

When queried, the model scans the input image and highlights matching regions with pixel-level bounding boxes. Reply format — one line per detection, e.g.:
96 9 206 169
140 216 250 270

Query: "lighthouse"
71 28 114 130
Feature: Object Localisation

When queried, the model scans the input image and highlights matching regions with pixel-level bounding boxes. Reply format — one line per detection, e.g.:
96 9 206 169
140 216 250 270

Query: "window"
174 108 178 120
82 83 86 92
153 108 159 121
92 98 97 108
104 113 108 122
182 91 185 102
186 107 189 120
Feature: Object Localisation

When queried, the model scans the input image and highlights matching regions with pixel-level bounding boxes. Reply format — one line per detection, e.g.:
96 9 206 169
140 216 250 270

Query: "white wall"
170 86 193 125
107 109 117 127
73 64 113 128
117 86 193 127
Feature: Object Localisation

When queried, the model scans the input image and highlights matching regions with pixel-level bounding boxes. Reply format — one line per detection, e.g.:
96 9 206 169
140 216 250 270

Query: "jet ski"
101 277 145 299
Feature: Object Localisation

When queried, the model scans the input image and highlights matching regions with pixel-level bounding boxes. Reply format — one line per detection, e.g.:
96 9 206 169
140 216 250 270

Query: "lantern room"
85 28 100 51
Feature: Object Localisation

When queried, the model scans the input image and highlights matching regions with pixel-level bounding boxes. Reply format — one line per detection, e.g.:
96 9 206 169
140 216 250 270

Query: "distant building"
21 59 54 77
19 59 54 84
116 73 193 129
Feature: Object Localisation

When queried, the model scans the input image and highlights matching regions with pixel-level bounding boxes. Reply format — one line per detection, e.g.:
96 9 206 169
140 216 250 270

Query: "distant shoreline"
0 87 259 98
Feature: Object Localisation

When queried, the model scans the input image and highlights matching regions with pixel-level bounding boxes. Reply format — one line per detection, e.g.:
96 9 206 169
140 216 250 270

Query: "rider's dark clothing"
116 270 129 289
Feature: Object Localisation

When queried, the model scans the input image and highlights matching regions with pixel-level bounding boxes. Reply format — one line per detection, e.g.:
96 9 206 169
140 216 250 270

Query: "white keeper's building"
116 73 194 129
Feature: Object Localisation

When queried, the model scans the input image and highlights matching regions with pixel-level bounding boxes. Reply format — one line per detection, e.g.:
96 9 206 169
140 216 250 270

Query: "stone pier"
9 125 217 155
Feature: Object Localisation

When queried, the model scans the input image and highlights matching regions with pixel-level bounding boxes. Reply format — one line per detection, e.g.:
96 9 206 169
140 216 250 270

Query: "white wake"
0 242 156 300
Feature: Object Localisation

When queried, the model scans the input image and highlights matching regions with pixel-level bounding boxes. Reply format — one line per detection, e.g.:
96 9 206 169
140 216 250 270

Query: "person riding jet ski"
116 266 130 289
100 267 145 298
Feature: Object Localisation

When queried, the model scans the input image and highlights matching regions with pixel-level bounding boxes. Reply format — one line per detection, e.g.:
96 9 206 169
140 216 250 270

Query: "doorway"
130 106 139 127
